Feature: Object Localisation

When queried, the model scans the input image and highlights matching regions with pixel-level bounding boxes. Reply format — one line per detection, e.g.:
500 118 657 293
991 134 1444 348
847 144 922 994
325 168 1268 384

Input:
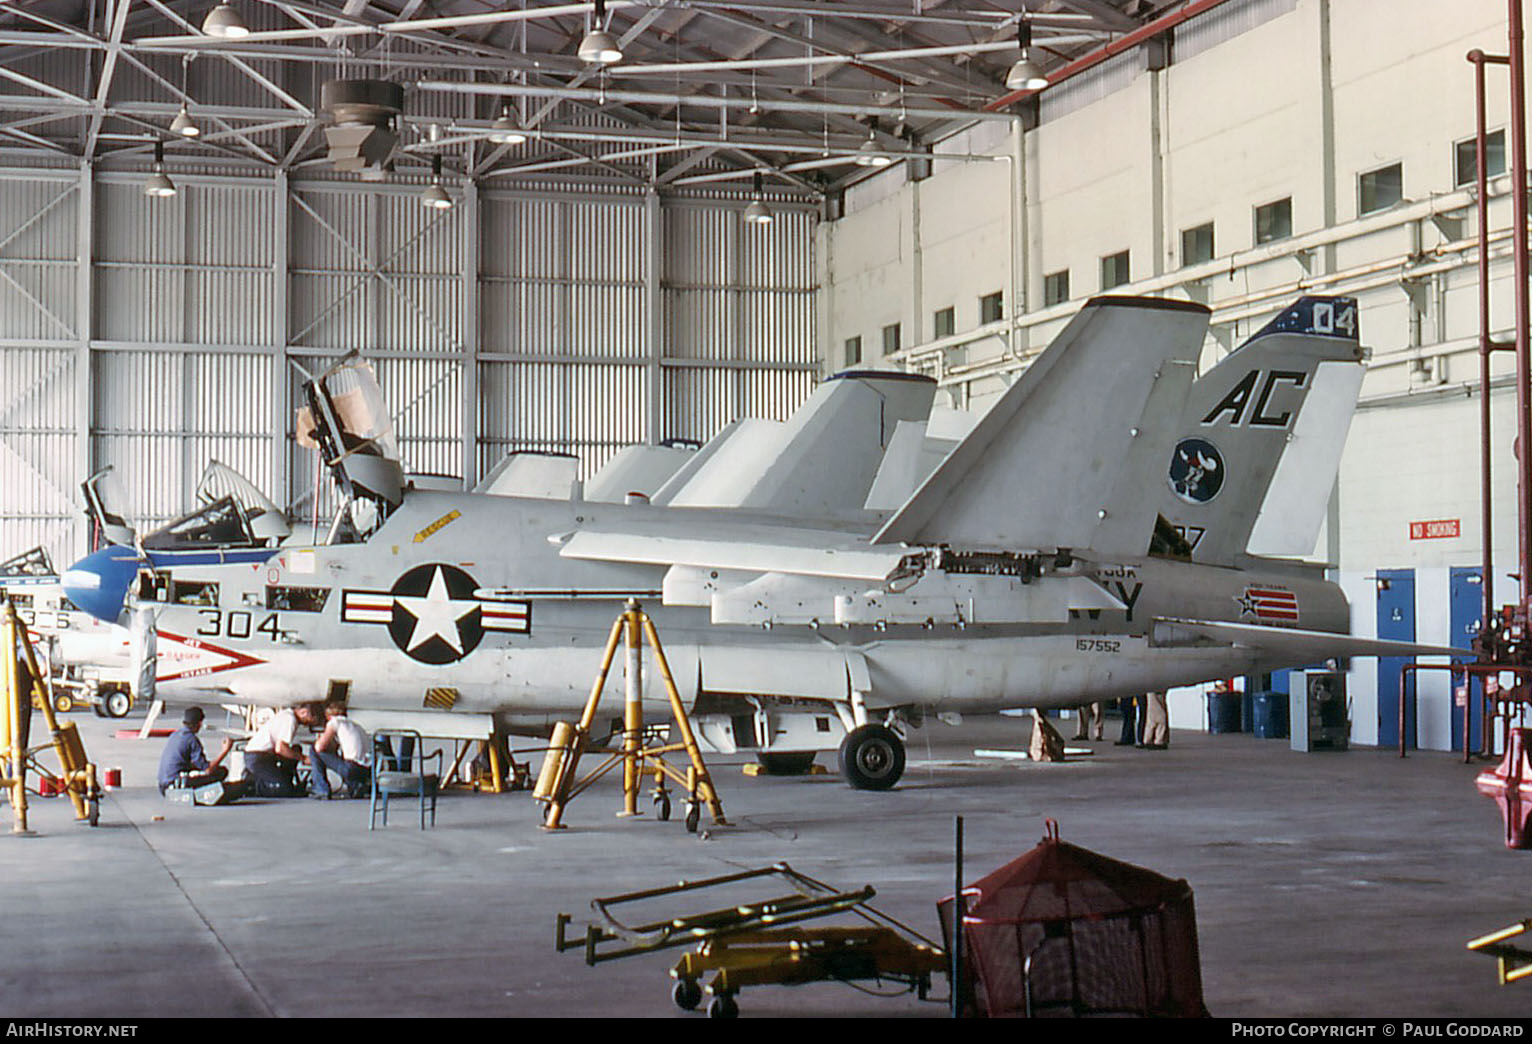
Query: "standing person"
244 703 318 797
1141 690 1170 749
1071 702 1104 742
157 706 233 795
1115 694 1139 746
308 700 371 799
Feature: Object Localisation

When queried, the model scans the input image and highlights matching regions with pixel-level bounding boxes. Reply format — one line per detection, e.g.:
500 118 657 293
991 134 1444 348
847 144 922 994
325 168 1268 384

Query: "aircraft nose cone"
61 547 140 623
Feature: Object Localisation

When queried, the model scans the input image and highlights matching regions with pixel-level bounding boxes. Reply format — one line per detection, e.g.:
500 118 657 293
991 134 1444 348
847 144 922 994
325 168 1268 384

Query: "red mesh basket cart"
938 821 1209 1018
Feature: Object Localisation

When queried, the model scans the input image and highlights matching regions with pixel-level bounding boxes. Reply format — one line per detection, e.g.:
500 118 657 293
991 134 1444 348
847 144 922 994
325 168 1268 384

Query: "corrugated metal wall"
0 169 818 566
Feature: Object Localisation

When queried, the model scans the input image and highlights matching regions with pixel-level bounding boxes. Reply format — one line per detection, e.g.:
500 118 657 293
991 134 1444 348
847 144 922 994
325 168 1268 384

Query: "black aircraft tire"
103 689 132 719
837 724 905 791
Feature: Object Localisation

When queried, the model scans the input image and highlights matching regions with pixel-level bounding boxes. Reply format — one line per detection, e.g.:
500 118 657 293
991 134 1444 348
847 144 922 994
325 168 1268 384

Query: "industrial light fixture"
855 129 892 168
489 107 527 146
201 2 250 38
578 0 622 64
743 172 773 225
170 106 200 137
143 140 176 198
1005 16 1049 91
421 154 453 210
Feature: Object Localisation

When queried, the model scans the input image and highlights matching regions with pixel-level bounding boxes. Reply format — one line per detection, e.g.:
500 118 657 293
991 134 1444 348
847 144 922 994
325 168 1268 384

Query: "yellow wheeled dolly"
1469 919 1532 983
1 598 103 833
555 863 947 1018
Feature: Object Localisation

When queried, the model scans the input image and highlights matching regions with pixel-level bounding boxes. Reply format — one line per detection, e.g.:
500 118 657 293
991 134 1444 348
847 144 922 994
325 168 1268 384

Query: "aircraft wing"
558 520 910 582
1153 617 1466 661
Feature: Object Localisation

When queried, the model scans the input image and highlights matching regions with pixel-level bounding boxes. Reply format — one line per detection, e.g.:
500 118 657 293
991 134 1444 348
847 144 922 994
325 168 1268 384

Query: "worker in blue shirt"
157 706 233 795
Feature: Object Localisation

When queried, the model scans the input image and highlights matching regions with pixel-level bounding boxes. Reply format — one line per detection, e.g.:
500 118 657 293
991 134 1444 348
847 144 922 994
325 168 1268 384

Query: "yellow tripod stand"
534 600 727 832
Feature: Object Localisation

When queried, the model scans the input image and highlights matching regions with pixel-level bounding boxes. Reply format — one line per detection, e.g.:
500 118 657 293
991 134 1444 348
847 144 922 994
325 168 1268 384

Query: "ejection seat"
369 730 441 830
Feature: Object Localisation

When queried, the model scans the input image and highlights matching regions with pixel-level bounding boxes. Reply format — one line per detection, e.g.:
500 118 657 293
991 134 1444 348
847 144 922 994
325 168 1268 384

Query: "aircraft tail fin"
660 372 936 516
1153 296 1364 565
874 296 1210 554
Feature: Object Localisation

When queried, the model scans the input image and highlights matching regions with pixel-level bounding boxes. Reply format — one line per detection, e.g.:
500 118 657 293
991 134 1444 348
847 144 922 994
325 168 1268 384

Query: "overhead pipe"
1509 0 1532 619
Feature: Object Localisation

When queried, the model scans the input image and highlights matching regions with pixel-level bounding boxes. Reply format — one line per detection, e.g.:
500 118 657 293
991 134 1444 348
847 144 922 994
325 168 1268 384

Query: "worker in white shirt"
244 702 319 797
308 700 372 799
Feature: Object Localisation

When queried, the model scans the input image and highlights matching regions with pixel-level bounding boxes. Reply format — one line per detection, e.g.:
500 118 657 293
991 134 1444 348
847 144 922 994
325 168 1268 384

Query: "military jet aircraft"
61 294 1454 789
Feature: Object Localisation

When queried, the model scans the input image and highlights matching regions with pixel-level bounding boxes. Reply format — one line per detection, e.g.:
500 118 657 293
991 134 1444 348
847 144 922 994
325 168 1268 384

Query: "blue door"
1449 566 1485 753
1377 569 1416 749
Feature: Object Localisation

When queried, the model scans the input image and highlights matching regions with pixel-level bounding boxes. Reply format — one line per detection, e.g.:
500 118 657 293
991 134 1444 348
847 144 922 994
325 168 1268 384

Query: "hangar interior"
3 0 1532 1022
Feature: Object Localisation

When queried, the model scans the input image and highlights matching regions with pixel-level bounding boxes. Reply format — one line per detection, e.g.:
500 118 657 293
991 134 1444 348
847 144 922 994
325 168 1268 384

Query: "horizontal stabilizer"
1152 617 1464 661
875 296 1209 553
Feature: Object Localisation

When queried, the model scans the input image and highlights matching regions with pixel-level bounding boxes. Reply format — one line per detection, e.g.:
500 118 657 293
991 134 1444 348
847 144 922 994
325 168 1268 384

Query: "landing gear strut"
837 723 905 791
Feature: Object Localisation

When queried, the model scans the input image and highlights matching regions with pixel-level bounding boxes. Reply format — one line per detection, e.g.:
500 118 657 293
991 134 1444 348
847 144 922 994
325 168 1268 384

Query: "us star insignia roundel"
341 563 530 665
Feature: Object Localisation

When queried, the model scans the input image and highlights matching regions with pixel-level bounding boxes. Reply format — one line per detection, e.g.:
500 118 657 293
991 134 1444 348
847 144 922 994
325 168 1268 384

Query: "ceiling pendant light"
743 172 773 226
201 2 250 38
578 0 623 64
170 106 200 137
1005 16 1049 91
421 154 453 210
143 140 177 198
855 129 892 168
489 107 527 146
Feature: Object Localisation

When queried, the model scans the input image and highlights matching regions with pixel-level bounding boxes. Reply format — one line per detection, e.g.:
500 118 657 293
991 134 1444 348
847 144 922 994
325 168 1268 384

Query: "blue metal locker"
1376 569 1416 749
1449 566 1484 754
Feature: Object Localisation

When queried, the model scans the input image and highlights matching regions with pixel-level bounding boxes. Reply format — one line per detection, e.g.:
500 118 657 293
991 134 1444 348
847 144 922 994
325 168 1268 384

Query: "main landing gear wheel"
672 978 702 1011
102 689 132 719
837 724 905 791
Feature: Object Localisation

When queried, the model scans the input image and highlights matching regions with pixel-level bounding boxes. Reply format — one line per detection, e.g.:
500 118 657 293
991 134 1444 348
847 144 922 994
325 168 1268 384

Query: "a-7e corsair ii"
62 294 1453 789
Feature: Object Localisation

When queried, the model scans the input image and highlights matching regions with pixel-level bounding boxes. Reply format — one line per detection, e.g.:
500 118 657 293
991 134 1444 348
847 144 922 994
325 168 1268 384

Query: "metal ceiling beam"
1053 0 1143 33
84 0 136 159
418 79 1019 122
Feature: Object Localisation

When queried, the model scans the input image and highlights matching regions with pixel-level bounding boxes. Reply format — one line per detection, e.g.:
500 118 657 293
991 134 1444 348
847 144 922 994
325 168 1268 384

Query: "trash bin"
1251 690 1289 739
1207 691 1242 733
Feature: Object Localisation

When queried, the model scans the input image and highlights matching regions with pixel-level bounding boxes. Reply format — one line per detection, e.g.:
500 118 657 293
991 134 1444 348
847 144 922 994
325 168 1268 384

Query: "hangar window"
1181 222 1215 266
933 306 955 339
882 323 901 354
1358 162 1403 215
1100 250 1130 291
844 336 861 367
1044 270 1070 307
1455 130 1506 187
979 291 1004 324
1254 197 1292 244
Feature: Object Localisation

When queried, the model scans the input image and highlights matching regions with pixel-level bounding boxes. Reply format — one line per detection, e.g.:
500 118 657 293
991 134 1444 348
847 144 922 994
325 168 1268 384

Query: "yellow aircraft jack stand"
1 599 102 833
1468 920 1532 983
533 600 727 832
554 864 947 1018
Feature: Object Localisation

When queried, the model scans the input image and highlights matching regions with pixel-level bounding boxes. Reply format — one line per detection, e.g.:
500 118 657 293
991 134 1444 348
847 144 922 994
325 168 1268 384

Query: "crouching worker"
308 700 371 800
158 706 242 802
244 702 319 797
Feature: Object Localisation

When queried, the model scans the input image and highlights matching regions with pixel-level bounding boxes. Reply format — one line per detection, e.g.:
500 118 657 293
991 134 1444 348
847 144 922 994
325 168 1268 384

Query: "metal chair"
369 729 441 830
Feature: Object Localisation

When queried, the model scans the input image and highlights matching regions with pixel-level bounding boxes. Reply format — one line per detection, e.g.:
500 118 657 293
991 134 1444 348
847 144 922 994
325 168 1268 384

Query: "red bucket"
37 777 61 797
104 767 122 789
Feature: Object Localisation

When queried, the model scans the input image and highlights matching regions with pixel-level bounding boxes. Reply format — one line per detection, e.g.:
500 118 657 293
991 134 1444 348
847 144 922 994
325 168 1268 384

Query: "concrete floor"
2 709 1529 1019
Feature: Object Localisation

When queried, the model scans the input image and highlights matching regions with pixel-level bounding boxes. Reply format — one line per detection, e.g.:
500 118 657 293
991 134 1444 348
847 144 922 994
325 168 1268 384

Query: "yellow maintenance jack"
533 600 726 832
554 864 948 1018
1 598 103 833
